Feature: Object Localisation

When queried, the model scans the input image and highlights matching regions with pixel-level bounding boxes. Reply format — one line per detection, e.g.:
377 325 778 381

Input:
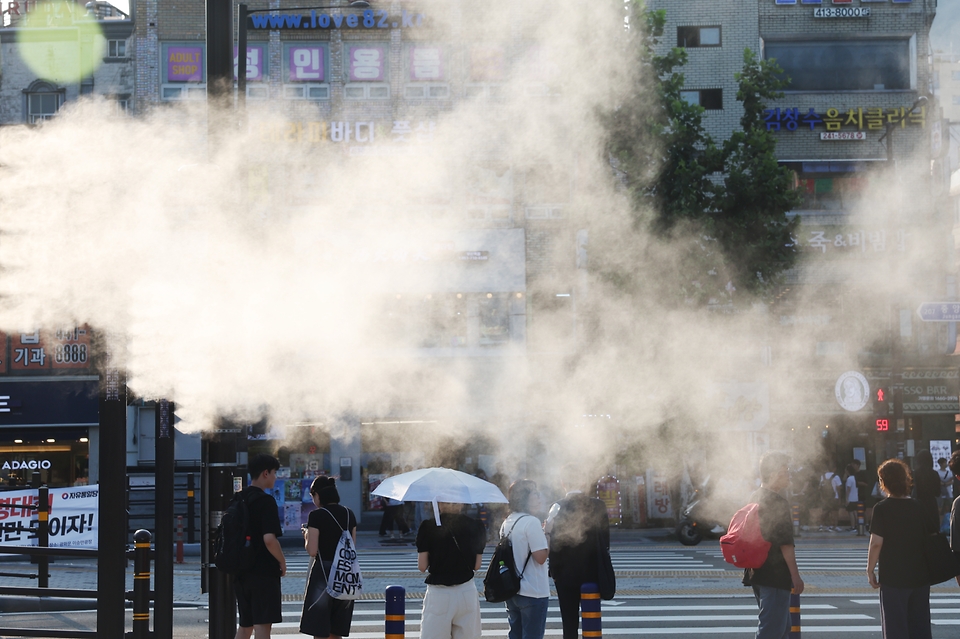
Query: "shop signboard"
0 485 98 547
901 371 960 414
166 46 203 82
596 475 621 526
645 470 672 520
2 327 92 372
0 378 98 426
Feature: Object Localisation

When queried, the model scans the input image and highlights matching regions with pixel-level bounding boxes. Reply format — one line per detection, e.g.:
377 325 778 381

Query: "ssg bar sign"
917 303 960 322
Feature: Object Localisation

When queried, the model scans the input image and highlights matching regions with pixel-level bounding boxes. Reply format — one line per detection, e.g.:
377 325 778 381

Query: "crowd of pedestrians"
224 449 960 639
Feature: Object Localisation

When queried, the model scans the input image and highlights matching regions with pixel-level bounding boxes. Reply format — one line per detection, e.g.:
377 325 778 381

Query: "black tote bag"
597 541 616 600
922 532 960 586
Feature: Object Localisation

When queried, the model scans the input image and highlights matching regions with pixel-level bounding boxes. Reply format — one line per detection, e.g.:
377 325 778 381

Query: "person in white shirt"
499 480 549 639
819 469 842 531
843 463 859 532
937 458 954 515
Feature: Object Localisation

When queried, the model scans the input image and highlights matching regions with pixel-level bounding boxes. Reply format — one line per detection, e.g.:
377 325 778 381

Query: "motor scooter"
675 476 729 546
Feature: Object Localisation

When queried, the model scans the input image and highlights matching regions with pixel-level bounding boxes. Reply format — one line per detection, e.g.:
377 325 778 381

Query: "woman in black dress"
867 458 934 639
300 476 357 639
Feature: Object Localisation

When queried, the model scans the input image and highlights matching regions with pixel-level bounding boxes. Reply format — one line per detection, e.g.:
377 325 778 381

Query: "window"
405 45 449 100
344 84 389 99
680 88 723 110
107 39 126 58
952 71 960 82
28 93 61 123
765 39 912 91
283 44 328 100
465 45 505 100
23 82 64 124
952 95 960 105
677 26 721 48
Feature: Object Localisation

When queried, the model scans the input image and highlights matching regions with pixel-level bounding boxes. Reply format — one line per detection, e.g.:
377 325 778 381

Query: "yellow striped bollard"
132 529 152 639
385 585 405 639
581 582 602 638
856 502 866 536
789 591 801 639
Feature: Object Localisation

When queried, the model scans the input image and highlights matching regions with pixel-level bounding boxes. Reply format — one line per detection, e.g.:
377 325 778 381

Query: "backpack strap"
503 514 534 579
320 507 348 532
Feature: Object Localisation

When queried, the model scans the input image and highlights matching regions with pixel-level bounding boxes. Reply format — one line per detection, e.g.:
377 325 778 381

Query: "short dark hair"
759 451 789 484
508 479 538 513
248 454 279 481
949 451 960 476
878 458 912 498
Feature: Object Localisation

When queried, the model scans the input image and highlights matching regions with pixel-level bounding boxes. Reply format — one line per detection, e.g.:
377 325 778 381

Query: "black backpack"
213 490 256 576
483 515 532 603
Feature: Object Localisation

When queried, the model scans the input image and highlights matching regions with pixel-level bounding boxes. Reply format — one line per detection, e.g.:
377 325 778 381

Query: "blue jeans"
752 585 791 639
505 594 549 639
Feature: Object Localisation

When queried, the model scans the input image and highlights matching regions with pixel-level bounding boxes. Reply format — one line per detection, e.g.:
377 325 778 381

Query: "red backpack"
720 503 772 569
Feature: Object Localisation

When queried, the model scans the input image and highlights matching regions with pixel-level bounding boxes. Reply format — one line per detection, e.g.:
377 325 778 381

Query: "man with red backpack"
742 452 805 639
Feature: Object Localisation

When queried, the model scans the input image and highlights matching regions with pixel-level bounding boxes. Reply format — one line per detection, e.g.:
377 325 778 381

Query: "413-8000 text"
813 7 870 18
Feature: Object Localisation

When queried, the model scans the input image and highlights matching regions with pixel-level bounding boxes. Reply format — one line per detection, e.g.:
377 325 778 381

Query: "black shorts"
235 572 283 628
845 502 859 513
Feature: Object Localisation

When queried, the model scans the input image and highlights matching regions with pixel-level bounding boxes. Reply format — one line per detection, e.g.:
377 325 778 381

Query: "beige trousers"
419 580 482 639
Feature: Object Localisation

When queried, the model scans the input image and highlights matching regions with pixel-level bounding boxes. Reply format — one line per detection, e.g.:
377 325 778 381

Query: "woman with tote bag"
300 476 358 639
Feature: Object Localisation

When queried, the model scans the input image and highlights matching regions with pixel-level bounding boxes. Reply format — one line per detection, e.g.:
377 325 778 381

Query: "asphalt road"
0 536 958 638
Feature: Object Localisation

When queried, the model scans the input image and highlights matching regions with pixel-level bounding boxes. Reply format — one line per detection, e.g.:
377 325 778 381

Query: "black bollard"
37 484 49 588
132 529 153 639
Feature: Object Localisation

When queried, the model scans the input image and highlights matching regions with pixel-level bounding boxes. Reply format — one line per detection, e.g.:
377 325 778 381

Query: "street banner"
0 485 99 547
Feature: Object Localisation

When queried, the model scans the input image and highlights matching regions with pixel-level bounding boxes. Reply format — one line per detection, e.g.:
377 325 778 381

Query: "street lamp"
236 1 371 111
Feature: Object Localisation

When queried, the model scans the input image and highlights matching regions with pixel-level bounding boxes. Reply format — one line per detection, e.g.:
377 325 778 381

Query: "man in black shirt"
544 475 611 639
743 451 804 639
235 454 286 639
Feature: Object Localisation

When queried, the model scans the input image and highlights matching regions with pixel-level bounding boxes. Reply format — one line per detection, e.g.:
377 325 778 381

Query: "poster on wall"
368 473 385 510
0 485 99 547
930 441 953 468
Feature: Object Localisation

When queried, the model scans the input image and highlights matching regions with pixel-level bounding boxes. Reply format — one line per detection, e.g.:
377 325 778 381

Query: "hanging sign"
0 485 99 547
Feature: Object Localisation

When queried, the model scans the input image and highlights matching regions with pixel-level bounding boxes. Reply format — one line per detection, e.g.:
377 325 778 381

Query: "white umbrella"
371 467 507 525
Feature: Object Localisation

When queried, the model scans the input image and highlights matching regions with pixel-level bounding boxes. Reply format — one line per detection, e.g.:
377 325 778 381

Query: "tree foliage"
601 5 800 305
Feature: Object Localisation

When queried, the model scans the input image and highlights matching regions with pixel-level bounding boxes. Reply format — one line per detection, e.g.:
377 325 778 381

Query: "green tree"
712 50 801 296
600 5 799 304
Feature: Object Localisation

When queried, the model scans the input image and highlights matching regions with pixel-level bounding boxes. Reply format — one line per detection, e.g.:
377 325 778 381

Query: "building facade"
649 0 956 478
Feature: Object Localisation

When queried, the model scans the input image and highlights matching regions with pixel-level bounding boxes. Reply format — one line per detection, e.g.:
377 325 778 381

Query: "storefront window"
0 428 89 488
248 423 331 532
479 293 510 344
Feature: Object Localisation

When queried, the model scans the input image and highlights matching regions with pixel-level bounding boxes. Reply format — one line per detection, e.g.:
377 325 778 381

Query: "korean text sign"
233 45 266 81
410 46 443 81
289 46 325 82
167 46 203 82
0 485 99 547
347 44 386 81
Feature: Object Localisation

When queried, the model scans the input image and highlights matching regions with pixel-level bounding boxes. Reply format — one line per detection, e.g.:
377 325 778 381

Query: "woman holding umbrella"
416 501 487 639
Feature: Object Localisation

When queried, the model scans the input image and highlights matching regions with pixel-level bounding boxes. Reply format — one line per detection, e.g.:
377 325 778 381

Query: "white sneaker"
710 525 725 534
